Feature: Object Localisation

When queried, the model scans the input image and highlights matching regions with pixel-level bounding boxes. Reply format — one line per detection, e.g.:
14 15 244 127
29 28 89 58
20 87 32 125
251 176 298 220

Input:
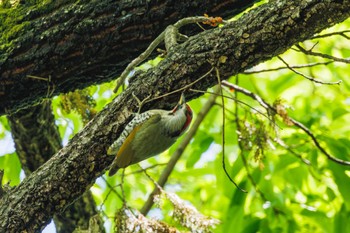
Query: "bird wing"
108 111 162 176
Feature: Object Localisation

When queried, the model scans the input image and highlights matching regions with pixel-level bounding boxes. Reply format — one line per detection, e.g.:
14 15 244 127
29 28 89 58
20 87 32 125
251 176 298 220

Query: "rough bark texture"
0 0 258 115
0 0 349 232
7 101 105 232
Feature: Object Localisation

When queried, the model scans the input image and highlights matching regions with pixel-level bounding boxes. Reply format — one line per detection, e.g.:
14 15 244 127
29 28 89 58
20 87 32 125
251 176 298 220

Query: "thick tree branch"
0 0 349 231
0 0 258 115
295 44 350 63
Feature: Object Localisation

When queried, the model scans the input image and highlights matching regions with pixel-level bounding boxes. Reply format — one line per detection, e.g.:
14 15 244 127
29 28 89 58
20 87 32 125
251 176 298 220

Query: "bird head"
170 93 193 135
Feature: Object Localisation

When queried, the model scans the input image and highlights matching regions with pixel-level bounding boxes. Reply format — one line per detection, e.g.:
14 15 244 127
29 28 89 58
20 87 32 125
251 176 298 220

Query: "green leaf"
0 152 21 186
328 163 350 208
334 204 350 233
186 132 214 168
241 218 261 233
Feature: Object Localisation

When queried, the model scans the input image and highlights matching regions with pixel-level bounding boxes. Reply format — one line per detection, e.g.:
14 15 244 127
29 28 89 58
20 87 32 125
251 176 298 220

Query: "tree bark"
0 0 349 232
0 0 258 115
7 101 105 232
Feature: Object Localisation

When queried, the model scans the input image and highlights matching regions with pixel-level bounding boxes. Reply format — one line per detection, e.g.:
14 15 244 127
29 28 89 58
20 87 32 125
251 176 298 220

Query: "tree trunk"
0 0 349 232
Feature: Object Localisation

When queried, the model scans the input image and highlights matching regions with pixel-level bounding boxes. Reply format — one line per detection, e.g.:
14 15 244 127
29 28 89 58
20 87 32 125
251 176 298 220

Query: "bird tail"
108 164 120 176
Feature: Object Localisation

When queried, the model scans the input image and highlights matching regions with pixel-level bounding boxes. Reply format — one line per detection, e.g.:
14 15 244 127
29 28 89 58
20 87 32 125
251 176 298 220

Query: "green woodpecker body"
108 94 193 176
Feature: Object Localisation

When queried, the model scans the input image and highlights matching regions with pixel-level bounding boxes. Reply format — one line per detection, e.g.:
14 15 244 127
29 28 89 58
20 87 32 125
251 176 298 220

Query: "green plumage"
108 95 192 176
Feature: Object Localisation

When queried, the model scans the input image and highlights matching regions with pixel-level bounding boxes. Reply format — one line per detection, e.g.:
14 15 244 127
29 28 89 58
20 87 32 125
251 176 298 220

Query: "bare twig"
124 163 168 175
277 56 342 85
243 61 333 74
274 138 311 166
139 165 162 191
295 44 350 64
311 30 350 40
26 75 55 100
189 88 276 126
221 81 271 110
101 176 123 201
274 138 322 182
121 169 127 207
140 87 219 215
26 75 49 81
142 66 214 104
222 80 350 167
289 119 350 166
216 68 247 193
99 177 123 218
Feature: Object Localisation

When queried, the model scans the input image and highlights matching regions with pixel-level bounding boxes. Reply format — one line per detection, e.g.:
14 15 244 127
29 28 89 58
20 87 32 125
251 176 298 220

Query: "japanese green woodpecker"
107 93 193 176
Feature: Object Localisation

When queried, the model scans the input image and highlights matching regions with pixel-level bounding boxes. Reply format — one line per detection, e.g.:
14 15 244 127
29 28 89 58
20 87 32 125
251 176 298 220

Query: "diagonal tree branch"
0 0 349 231
7 101 105 232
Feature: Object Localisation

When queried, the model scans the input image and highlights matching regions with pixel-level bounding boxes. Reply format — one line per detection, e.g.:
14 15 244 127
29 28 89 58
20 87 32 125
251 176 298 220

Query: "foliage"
59 89 97 124
1 7 350 233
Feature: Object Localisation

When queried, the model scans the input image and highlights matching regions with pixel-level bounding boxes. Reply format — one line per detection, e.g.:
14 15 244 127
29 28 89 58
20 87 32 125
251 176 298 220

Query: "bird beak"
178 93 186 105
171 93 186 113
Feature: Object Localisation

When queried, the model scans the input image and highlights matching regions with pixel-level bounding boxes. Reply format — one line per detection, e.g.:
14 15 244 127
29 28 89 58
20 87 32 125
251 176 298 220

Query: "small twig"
277 56 342 85
142 66 214 104
189 88 276 126
310 30 350 40
139 165 163 191
124 163 168 175
196 22 206 31
120 169 127 207
140 86 219 215
274 138 311 166
289 119 350 166
131 92 151 113
216 68 247 193
295 44 350 64
27 75 55 99
222 80 350 167
274 139 322 182
221 81 271 110
99 177 123 217
173 16 226 28
101 176 123 201
26 75 49 81
243 61 333 74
